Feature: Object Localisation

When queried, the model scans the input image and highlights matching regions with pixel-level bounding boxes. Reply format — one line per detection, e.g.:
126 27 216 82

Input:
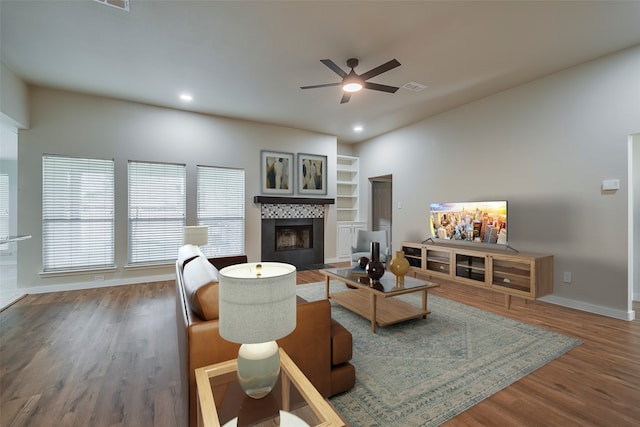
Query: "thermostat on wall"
601 179 620 191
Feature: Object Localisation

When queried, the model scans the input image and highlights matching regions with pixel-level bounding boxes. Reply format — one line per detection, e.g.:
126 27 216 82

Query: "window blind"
197 165 245 257
128 161 186 265
42 155 115 271
0 174 8 240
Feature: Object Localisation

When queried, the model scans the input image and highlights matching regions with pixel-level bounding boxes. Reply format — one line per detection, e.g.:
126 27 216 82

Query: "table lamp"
219 262 297 399
183 225 209 247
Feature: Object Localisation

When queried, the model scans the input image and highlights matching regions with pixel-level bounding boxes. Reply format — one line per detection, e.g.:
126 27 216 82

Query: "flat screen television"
429 200 507 246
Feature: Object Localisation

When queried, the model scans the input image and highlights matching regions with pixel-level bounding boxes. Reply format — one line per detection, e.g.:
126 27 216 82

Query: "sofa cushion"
178 244 204 269
182 256 220 320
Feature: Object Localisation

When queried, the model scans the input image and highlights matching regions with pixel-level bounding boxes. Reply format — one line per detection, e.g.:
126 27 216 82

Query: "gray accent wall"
355 45 640 320
16 87 337 292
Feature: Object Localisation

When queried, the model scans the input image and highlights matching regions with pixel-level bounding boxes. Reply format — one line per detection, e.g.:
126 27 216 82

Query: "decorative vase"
389 250 410 287
366 241 385 285
357 256 369 269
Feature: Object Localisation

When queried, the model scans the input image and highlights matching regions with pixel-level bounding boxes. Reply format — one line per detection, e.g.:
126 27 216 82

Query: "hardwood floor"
1 281 182 427
1 266 639 426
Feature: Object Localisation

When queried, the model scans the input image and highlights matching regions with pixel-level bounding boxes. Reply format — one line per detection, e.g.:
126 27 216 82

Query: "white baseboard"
539 295 636 321
1 294 27 311
20 273 176 295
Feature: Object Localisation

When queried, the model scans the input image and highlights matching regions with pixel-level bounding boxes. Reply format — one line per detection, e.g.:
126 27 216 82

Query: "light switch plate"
602 179 620 191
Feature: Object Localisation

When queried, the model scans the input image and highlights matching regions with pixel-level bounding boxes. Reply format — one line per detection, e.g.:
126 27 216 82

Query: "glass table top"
322 267 436 293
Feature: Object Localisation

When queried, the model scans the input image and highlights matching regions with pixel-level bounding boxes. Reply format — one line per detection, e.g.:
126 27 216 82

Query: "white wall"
355 45 640 320
1 62 29 128
17 87 337 292
633 134 640 302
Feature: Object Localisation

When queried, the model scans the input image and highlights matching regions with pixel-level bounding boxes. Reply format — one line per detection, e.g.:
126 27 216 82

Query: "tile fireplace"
255 196 334 270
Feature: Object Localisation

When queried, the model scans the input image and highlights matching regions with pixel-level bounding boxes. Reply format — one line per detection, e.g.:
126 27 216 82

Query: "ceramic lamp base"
237 341 280 399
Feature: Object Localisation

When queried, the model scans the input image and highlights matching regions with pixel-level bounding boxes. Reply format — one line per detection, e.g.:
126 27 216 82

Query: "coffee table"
321 268 439 333
195 348 346 427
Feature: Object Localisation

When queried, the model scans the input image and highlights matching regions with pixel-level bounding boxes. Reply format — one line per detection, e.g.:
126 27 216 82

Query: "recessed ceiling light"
353 125 363 132
179 93 193 102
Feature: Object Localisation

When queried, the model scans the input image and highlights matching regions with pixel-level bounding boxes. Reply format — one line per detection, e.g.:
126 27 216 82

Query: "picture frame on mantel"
261 150 294 194
297 153 327 195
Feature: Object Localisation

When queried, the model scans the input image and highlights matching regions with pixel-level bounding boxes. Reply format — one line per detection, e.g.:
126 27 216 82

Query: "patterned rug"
296 281 582 426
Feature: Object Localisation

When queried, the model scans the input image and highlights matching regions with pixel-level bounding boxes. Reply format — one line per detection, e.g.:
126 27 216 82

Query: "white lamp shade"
183 225 209 246
219 262 297 344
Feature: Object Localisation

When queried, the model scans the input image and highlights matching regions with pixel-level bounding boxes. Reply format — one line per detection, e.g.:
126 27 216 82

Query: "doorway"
370 175 392 251
0 119 19 308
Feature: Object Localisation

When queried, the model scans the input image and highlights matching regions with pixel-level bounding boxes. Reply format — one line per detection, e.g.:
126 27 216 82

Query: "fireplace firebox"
261 218 324 268
276 224 312 251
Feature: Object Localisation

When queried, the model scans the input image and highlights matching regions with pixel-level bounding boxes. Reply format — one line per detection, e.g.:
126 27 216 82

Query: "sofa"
175 244 355 427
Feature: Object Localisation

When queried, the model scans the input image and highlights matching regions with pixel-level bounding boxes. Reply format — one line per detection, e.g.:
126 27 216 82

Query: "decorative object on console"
218 262 297 399
365 241 385 285
388 250 410 287
183 225 209 247
357 256 369 269
260 150 294 195
297 153 327 195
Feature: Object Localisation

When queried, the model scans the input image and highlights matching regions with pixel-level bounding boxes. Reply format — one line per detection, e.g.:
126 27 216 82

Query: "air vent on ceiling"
402 82 428 92
94 0 130 11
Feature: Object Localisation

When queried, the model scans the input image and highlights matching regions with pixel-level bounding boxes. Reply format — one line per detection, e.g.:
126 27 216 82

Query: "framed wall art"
297 153 327 195
260 150 294 194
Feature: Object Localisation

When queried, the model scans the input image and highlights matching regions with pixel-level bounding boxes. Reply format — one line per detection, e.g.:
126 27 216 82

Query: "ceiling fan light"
342 71 363 93
343 82 363 92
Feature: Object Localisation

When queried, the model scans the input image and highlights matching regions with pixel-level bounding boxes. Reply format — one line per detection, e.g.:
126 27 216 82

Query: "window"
197 166 244 257
128 161 186 265
42 155 115 271
0 173 8 239
0 173 9 253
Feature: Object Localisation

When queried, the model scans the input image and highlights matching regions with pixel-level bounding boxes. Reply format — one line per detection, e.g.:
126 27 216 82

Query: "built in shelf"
254 196 335 205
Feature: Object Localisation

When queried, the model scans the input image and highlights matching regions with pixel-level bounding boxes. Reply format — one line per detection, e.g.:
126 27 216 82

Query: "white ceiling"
2 1 640 143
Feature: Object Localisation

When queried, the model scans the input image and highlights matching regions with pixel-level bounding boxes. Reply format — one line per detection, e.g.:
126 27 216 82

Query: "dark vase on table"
366 241 385 285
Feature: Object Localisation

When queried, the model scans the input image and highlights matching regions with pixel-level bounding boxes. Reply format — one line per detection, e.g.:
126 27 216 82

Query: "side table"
195 348 347 427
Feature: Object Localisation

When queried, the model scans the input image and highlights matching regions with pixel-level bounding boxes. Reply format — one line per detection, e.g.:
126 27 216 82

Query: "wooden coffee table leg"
325 276 330 299
422 290 427 319
370 293 377 333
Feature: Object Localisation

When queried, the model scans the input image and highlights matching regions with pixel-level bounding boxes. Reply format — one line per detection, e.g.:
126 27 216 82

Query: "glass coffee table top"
323 267 436 293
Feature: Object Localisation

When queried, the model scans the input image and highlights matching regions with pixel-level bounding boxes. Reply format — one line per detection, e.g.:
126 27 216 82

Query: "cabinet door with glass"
425 246 452 279
454 250 487 286
401 242 424 271
489 256 534 296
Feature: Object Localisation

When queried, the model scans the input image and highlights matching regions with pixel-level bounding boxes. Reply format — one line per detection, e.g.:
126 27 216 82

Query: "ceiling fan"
300 58 401 104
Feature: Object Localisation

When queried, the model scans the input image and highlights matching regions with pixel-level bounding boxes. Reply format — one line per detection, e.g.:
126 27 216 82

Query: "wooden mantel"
253 196 335 205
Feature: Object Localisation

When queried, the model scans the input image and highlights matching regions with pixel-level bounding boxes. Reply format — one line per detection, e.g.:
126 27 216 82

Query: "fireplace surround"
255 196 334 269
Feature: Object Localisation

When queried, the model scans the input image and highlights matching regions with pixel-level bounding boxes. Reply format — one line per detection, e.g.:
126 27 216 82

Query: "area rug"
296 281 582 427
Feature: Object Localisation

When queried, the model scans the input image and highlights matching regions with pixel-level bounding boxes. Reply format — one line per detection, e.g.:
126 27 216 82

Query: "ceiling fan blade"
364 82 400 93
340 92 352 104
359 59 401 81
320 59 348 78
300 82 341 89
